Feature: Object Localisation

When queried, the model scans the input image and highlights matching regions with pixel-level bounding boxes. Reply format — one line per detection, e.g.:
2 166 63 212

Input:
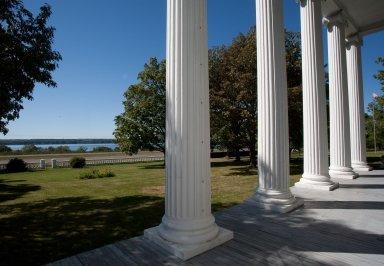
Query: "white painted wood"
51 159 57 168
346 35 371 172
324 14 357 179
40 159 46 169
145 0 232 259
321 0 384 37
295 0 338 191
248 0 303 212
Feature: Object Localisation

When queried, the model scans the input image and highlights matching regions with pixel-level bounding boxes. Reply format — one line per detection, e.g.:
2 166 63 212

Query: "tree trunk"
234 149 241 162
248 133 257 167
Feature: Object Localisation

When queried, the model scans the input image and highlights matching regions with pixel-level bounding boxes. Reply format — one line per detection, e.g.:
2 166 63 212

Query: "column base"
246 189 304 213
352 162 372 172
329 166 358 179
295 176 339 191
144 226 233 260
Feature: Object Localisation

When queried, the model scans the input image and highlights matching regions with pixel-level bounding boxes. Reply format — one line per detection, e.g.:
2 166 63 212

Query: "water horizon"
6 143 118 152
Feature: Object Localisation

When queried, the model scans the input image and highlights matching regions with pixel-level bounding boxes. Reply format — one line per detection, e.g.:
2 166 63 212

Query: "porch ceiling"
322 0 384 37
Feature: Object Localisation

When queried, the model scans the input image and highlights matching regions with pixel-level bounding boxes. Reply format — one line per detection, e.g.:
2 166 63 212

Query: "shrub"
76 146 87 153
6 158 28 173
21 144 41 154
92 146 113 152
0 144 12 153
53 145 71 153
69 157 86 168
79 168 115 179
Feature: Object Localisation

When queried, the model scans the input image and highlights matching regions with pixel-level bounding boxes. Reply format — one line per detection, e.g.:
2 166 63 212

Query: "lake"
7 143 118 152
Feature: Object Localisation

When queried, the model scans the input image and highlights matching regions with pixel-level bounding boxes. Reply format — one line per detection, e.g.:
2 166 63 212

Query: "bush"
79 168 115 179
21 144 41 153
6 158 28 173
69 157 86 168
0 144 12 153
92 146 113 152
76 146 87 153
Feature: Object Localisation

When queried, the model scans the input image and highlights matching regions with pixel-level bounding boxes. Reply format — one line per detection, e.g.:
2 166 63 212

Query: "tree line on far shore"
0 144 118 155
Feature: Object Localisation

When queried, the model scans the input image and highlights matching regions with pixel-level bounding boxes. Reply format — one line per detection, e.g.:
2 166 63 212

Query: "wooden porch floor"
51 170 384 265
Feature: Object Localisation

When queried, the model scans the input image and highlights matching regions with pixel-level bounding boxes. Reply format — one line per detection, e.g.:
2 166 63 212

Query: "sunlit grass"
0 158 303 264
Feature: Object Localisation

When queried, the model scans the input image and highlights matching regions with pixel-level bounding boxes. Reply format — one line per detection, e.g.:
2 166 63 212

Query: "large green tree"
366 57 384 150
114 58 166 154
116 28 303 162
0 0 61 134
209 28 302 166
209 30 256 164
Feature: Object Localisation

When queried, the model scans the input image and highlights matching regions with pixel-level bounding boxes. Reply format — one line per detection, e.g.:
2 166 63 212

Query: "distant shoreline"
0 139 116 145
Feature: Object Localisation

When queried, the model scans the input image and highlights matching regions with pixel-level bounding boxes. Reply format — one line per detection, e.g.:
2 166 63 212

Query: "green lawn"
0 159 302 265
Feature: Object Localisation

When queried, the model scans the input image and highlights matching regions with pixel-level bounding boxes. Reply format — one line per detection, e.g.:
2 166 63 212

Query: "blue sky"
2 0 383 139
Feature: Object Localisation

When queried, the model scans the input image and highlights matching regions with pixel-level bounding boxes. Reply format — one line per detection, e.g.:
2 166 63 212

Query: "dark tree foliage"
209 28 257 165
288 87 303 156
209 27 302 166
114 58 166 154
116 29 303 162
0 0 61 134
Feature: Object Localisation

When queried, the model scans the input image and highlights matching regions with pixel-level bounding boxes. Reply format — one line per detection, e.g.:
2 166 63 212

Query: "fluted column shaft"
295 0 338 190
346 36 371 171
325 15 357 179
160 0 217 244
250 0 302 212
145 0 233 260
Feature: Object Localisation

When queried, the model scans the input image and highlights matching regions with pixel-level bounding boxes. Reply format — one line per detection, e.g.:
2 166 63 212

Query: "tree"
209 28 302 166
366 98 384 150
0 0 61 134
374 57 384 90
21 144 41 153
114 58 166 154
116 29 303 162
210 28 257 165
0 144 12 153
288 87 303 157
365 57 384 150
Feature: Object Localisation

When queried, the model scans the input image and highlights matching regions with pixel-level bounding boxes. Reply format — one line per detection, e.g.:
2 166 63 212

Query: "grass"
78 168 115 179
0 158 302 265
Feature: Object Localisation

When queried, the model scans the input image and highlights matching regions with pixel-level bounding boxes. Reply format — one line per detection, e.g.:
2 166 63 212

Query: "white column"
295 0 338 190
324 14 357 179
346 35 371 172
144 0 232 260
248 0 303 212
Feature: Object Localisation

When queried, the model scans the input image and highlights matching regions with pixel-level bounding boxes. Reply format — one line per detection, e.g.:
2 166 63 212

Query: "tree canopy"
366 57 384 150
115 27 304 163
209 28 302 165
114 58 166 154
0 0 61 134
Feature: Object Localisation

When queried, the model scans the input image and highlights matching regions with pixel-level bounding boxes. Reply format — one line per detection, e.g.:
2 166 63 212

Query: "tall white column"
346 35 371 172
248 0 303 212
324 14 357 179
144 0 232 260
295 0 338 190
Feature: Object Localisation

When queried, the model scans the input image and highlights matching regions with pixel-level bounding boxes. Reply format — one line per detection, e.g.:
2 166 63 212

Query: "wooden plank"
217 212 380 265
